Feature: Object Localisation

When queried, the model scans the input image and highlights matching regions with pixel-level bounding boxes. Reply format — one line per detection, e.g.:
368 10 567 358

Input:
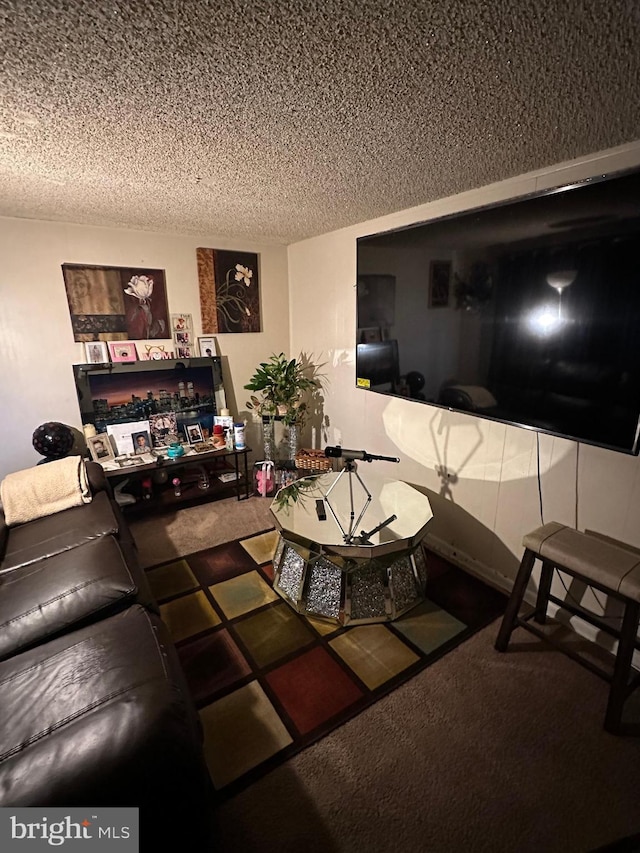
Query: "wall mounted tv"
356 166 640 455
73 357 227 440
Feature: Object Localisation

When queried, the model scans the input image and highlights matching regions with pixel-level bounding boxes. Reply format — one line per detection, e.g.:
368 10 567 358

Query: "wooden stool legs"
495 544 640 735
605 600 640 734
495 548 535 652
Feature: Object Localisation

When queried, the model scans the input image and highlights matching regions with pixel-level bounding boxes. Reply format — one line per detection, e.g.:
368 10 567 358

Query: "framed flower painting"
197 248 261 333
62 263 170 342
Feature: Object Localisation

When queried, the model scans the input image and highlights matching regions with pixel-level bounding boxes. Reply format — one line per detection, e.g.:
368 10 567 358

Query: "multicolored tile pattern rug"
145 529 507 800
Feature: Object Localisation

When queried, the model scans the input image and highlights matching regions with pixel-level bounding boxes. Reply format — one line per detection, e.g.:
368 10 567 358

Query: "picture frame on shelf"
214 414 234 431
131 430 153 455
107 420 150 456
198 336 217 357
84 341 109 364
185 423 204 445
149 412 178 447
87 433 115 463
108 340 138 363
359 327 382 343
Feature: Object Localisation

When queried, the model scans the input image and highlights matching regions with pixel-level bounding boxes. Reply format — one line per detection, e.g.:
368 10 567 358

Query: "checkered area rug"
145 529 506 799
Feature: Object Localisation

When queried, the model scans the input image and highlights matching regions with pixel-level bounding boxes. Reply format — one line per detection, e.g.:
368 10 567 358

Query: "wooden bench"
495 521 640 734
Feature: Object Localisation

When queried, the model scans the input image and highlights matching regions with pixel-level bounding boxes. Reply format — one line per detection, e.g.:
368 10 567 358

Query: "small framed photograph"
108 341 138 362
185 423 204 445
428 261 451 308
107 420 150 456
84 341 109 364
131 430 153 455
198 336 217 357
359 327 382 343
171 314 193 333
87 433 115 463
149 412 178 447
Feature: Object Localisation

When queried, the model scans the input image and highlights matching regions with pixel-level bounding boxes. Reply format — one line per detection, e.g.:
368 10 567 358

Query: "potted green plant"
245 353 321 460
245 353 319 425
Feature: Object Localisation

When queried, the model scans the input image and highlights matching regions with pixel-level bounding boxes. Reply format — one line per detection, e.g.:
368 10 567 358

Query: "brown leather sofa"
0 461 215 850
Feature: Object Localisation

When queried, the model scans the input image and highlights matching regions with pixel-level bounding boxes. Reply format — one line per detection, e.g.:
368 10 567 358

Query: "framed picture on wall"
198 336 217 357
108 341 138 362
62 264 169 342
171 314 194 357
197 248 262 334
359 327 382 343
171 313 193 334
84 341 109 364
428 261 451 308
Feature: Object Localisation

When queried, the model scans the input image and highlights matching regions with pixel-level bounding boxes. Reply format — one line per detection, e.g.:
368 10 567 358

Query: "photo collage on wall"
172 313 194 358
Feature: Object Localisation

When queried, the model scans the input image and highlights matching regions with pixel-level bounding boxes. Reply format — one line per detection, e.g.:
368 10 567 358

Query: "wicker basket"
295 448 333 471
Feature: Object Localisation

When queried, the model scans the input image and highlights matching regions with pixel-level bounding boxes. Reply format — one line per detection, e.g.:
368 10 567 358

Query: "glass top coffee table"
269 467 433 625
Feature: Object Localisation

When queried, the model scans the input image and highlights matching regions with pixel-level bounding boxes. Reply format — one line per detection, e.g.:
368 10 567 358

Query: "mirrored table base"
272 535 429 626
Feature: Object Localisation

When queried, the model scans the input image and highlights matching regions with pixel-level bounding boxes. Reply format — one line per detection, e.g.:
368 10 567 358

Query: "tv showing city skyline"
73 357 227 436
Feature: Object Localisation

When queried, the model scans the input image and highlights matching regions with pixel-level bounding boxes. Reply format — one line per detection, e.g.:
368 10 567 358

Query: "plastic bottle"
233 422 246 450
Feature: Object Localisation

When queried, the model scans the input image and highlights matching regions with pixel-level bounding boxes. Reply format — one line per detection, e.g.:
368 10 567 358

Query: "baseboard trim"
424 534 640 671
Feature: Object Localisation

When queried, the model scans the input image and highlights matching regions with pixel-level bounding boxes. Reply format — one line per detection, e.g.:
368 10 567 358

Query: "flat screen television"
356 165 640 455
73 356 227 442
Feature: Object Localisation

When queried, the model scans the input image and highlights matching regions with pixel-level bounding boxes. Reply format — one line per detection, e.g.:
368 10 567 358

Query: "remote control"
315 499 327 521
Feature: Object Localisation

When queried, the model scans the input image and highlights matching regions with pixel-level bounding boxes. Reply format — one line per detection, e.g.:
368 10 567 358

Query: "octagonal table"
269 467 433 625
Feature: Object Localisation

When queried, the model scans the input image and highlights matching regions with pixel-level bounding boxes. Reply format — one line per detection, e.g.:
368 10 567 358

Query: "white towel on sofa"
0 456 92 527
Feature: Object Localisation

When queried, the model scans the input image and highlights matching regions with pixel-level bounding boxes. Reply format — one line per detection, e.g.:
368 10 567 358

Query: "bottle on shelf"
234 422 246 450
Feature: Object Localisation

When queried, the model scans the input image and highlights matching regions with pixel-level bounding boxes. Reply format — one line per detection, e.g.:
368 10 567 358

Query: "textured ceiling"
1 0 639 244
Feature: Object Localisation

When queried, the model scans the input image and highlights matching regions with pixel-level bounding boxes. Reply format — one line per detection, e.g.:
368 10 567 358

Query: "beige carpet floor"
129 494 275 568
130 499 640 853
209 624 640 853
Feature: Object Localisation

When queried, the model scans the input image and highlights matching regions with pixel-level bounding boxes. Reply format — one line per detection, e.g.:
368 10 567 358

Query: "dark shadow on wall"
408 483 522 593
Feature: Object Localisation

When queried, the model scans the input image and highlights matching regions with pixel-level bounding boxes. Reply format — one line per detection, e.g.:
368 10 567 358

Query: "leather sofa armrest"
0 510 7 562
85 461 113 497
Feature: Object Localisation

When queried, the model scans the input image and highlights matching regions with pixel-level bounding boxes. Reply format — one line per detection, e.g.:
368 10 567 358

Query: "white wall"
2 141 640 606
0 219 290 478
288 141 640 600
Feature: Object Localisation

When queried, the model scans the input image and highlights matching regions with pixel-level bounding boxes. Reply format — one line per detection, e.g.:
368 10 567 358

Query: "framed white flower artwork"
61 264 169 341
197 248 261 333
